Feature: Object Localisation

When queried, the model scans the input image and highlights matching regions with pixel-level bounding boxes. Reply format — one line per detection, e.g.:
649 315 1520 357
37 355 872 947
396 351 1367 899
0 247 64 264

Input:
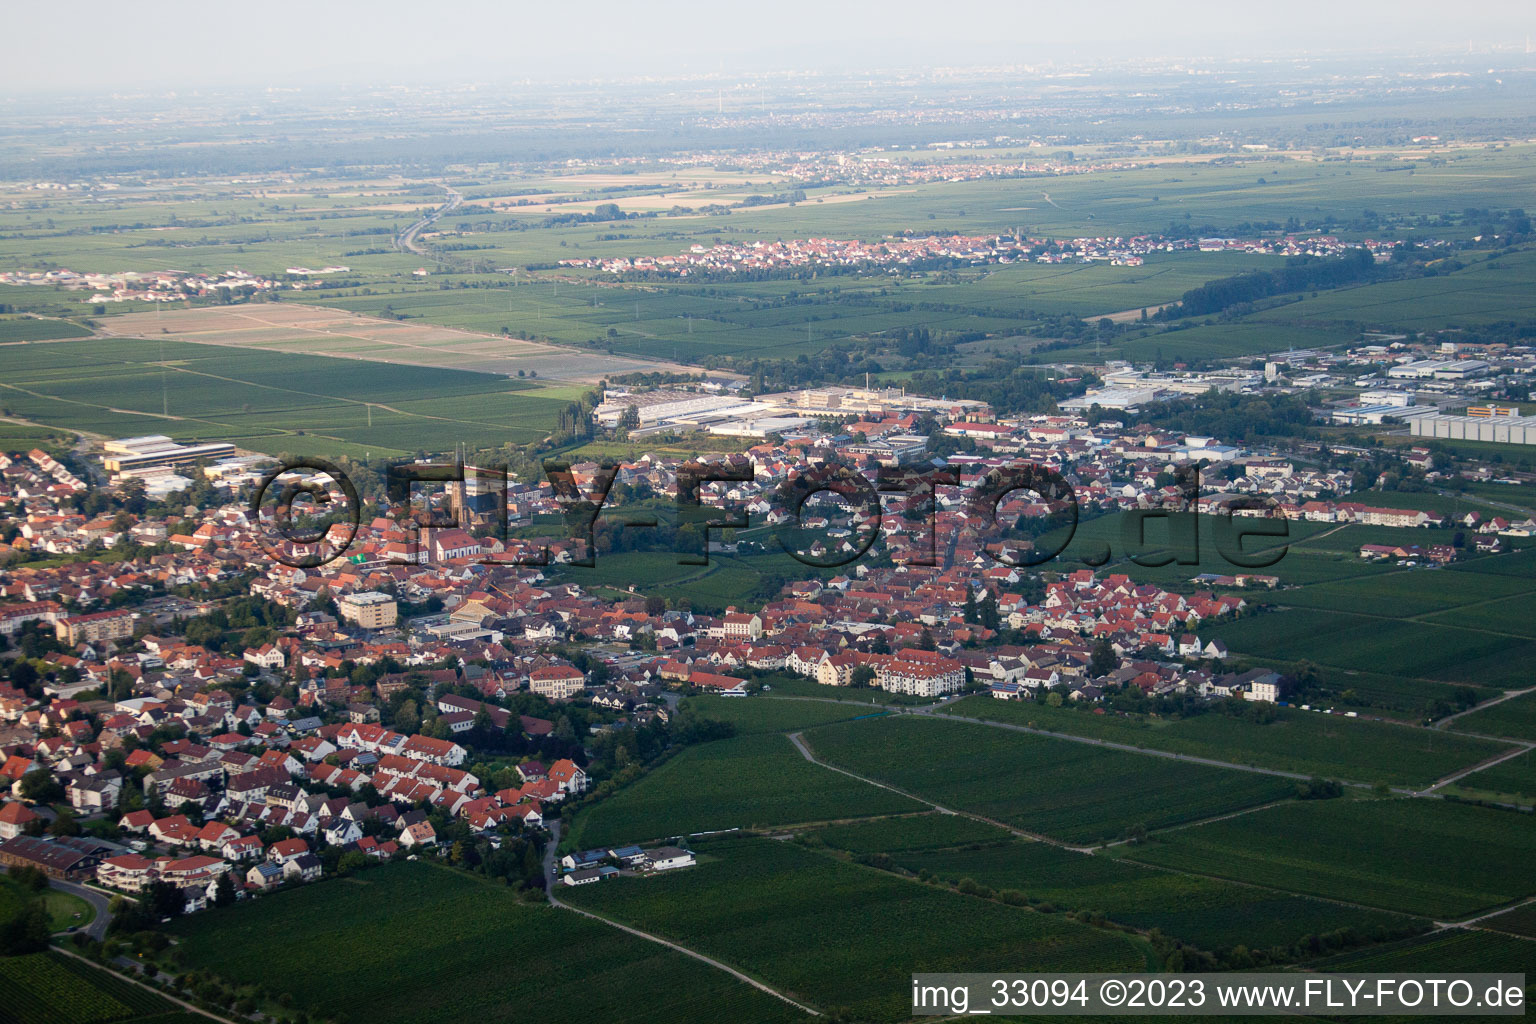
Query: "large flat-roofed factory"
101 435 237 474
593 385 985 438
1403 408 1536 445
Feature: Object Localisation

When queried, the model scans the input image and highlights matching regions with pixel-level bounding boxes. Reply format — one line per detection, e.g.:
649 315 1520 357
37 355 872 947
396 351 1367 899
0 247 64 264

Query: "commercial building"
1331 405 1411 426
1059 388 1166 414
101 435 237 475
336 592 398 630
1386 359 1491 381
1406 412 1536 446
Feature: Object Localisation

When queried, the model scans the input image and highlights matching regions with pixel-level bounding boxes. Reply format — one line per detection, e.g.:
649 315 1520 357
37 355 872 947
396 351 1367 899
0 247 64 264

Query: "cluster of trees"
1130 391 1316 443
179 596 296 654
0 866 53 955
906 362 1088 416
1160 248 1379 319
962 588 1001 630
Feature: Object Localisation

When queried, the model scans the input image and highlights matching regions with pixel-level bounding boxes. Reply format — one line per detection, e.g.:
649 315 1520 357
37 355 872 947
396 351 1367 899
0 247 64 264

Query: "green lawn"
0 875 94 932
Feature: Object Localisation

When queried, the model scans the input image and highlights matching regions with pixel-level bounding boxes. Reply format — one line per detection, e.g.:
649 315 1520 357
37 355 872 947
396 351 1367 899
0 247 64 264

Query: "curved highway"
395 184 462 261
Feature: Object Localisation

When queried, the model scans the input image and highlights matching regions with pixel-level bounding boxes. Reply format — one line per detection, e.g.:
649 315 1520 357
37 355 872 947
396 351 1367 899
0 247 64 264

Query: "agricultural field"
801 715 1295 845
1450 691 1536 742
0 421 78 453
1202 606 1536 690
1479 901 1536 939
567 733 924 849
0 334 575 459
164 860 805 1024
1272 568 1536 620
0 317 92 342
748 675 931 706
1030 512 1367 588
1307 928 1536 976
1287 668 1500 719
680 694 883 735
1253 247 1536 331
1450 546 1536 579
807 812 1015 854
1125 798 1536 919
0 951 190 1024
889 840 1422 955
547 550 778 613
1450 748 1536 806
562 835 1145 1021
943 697 1514 789
94 304 687 381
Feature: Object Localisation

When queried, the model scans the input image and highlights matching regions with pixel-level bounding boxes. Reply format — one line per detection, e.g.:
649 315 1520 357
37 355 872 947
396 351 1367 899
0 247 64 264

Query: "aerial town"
4 15 1536 1023
3 324 1534 918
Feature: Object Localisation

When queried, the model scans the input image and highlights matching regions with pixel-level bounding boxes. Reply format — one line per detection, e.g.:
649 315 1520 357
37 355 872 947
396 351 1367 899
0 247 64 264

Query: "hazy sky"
4 0 1534 93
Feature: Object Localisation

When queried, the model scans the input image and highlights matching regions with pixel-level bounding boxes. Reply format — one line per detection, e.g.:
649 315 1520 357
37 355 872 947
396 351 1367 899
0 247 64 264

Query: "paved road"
1433 685 1536 729
395 184 462 261
1420 741 1536 794
50 878 113 941
542 820 817 1016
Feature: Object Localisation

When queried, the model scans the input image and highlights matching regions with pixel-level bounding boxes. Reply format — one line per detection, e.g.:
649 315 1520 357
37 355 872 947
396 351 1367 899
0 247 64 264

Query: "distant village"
0 267 348 304
556 231 1430 278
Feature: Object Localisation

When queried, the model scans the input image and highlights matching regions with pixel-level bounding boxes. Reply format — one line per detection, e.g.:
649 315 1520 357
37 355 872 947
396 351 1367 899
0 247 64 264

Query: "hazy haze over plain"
3 0 1536 94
